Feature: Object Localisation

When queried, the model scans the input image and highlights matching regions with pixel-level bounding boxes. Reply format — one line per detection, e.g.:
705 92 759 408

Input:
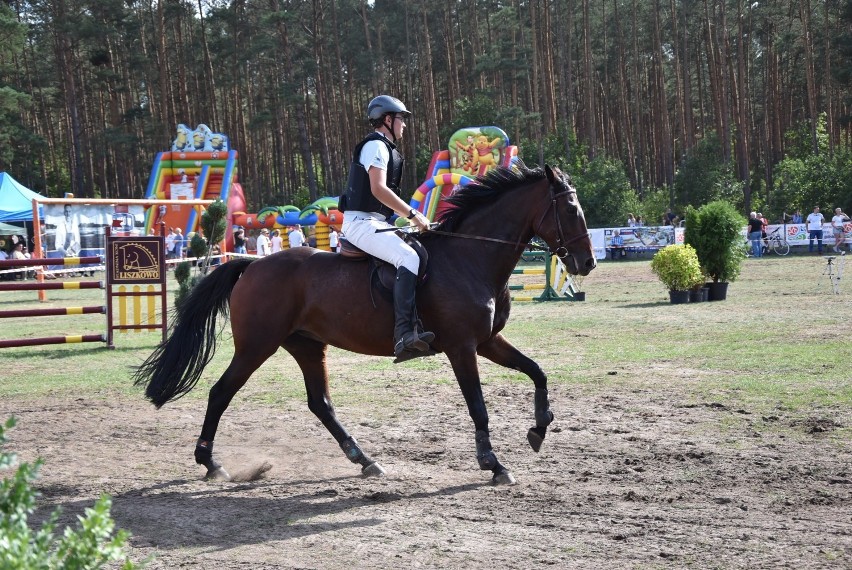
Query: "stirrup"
394 333 430 355
393 346 438 364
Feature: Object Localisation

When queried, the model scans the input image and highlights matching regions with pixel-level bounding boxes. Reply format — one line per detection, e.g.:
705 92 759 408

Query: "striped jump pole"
0 256 107 349
509 252 580 302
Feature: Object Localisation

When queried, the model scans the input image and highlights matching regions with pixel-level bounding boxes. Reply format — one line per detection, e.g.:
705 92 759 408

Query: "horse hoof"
527 426 547 452
492 470 517 486
362 462 386 478
205 466 231 482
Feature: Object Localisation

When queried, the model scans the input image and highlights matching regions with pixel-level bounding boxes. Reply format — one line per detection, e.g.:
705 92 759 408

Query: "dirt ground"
3 375 850 569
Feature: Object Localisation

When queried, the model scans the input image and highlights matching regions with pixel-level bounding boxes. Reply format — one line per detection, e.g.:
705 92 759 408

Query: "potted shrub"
650 244 704 304
684 201 747 301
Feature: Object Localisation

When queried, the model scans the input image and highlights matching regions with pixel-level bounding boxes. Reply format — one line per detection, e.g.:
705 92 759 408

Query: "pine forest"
1 0 850 227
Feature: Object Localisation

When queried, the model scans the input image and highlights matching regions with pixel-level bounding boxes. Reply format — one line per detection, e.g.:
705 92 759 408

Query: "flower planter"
669 290 690 304
689 289 705 303
573 291 586 301
707 281 729 301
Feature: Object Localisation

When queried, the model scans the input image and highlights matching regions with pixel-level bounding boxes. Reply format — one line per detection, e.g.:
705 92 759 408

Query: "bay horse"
133 164 596 485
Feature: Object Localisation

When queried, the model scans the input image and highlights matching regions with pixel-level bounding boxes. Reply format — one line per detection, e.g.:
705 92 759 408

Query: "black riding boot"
393 267 435 360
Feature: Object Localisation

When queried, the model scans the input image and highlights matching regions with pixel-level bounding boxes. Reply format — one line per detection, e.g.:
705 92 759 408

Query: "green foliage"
200 199 228 245
633 186 671 226
774 149 852 214
650 244 704 291
188 233 207 259
674 132 745 210
174 261 192 308
570 155 640 228
518 126 586 173
684 200 747 283
784 114 832 159
0 417 138 569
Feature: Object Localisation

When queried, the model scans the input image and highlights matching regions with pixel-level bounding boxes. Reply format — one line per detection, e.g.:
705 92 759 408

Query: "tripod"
818 252 845 294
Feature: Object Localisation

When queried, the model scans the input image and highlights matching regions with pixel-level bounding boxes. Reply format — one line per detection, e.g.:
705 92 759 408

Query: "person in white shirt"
831 207 850 252
256 228 271 256
288 226 305 248
328 226 340 253
270 229 283 253
805 206 825 254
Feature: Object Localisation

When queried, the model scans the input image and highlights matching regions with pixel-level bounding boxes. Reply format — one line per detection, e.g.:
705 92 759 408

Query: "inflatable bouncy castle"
410 126 518 221
143 124 247 243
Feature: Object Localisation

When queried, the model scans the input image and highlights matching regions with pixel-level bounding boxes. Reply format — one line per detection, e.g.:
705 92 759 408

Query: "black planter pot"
669 290 690 304
689 289 705 303
707 281 729 301
701 286 709 302
573 291 586 301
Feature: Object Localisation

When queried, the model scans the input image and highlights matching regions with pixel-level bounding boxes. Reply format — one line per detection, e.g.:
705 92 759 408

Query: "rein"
428 188 588 257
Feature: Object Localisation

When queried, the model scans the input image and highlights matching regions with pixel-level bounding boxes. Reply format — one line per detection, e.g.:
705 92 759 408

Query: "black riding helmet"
367 95 411 128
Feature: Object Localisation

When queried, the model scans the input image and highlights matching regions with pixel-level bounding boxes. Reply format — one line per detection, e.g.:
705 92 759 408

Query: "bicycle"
761 226 790 256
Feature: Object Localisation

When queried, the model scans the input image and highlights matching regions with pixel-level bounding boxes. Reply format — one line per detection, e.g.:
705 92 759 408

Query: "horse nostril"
585 257 596 268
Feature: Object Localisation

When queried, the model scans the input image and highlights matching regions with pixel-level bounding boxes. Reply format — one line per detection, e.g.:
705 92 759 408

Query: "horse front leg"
447 347 516 485
477 333 554 452
285 336 385 478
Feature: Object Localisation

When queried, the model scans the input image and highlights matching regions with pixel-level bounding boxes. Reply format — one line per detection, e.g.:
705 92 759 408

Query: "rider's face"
387 114 406 139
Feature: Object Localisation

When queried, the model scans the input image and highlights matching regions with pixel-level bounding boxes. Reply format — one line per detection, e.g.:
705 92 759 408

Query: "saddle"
338 231 430 295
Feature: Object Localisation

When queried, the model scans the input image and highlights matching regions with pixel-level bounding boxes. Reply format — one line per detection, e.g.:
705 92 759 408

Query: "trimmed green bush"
650 244 704 292
684 200 747 283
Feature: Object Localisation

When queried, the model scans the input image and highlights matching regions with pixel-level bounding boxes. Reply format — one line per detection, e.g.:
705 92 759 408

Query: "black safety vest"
339 133 404 219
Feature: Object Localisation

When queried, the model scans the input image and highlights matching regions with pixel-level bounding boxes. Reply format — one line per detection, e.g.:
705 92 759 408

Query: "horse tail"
133 258 255 408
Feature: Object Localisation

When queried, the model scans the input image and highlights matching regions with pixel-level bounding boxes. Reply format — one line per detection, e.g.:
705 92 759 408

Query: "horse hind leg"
196 348 276 481
477 333 554 453
284 335 385 478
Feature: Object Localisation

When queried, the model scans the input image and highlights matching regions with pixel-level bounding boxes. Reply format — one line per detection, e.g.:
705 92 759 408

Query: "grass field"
1 253 850 568
1 254 849 417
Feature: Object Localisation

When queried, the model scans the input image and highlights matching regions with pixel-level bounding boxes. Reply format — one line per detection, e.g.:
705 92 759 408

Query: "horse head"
535 165 596 276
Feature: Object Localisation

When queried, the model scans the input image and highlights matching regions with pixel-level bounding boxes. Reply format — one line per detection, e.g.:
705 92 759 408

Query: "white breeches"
342 212 419 274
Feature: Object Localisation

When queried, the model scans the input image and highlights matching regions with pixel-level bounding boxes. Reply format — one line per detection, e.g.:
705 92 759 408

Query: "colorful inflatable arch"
411 126 519 221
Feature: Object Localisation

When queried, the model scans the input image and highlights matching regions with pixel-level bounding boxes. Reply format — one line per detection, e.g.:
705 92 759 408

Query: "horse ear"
545 164 556 184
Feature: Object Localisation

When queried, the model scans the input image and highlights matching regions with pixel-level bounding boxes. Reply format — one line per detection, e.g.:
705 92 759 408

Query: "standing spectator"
791 209 803 224
626 213 636 227
635 215 645 227
806 206 825 254
757 212 769 252
232 226 247 254
663 208 677 226
173 228 185 259
328 226 340 253
831 207 850 252
256 228 271 256
165 227 177 264
747 212 764 258
270 229 283 253
246 230 257 254
288 225 305 248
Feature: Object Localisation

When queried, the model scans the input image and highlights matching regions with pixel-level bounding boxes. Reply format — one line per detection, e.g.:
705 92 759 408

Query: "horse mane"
434 163 545 233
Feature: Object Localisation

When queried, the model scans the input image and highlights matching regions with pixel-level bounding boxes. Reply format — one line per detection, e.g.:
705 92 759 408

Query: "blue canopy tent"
0 172 44 223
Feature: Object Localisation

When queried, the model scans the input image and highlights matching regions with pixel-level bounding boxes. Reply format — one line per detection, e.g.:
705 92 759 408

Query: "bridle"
533 188 589 258
427 185 588 259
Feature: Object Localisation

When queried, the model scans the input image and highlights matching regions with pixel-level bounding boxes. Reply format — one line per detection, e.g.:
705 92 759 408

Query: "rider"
340 95 435 362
